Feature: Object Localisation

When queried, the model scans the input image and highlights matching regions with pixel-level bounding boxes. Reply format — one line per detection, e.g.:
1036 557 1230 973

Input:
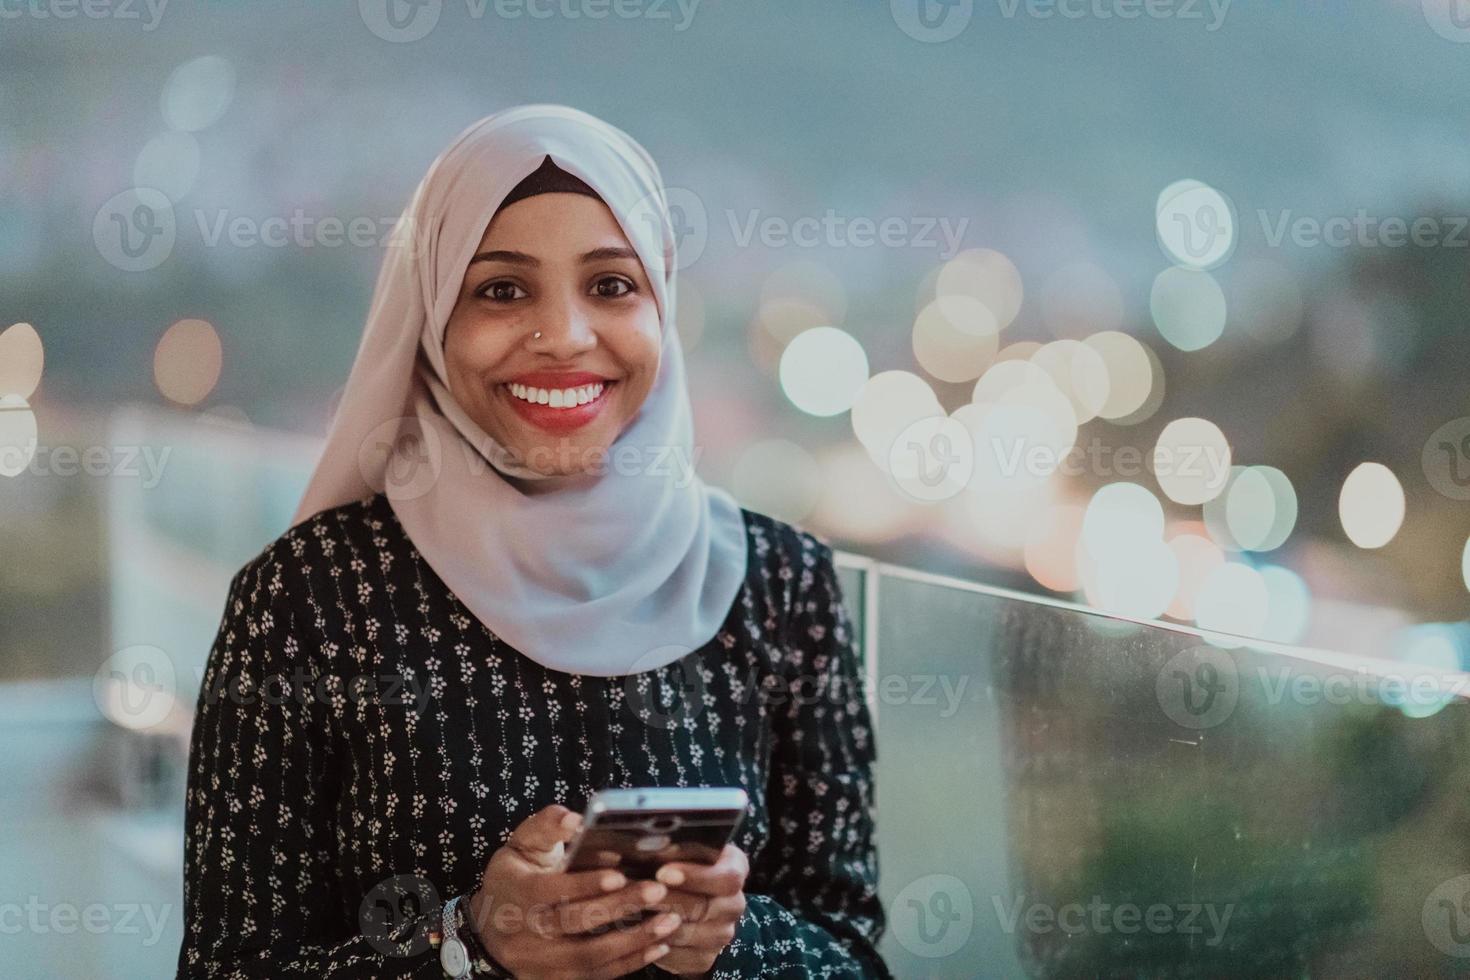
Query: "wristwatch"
437 890 510 978
439 894 473 979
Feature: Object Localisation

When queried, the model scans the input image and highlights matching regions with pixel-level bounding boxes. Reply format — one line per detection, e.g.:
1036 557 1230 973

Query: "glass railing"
835 556 1470 978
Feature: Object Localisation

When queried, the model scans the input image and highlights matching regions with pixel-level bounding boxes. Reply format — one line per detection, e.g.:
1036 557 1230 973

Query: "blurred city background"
6 0 1470 976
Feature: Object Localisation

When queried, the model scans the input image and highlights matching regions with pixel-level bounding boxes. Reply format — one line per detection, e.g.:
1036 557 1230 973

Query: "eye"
591 275 637 299
476 280 527 303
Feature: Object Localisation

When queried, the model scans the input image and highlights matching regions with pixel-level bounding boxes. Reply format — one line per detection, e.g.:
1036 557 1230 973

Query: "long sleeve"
709 534 892 979
176 555 452 979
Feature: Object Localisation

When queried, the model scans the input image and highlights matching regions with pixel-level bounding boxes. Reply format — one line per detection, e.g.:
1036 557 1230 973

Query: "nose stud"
533 331 542 339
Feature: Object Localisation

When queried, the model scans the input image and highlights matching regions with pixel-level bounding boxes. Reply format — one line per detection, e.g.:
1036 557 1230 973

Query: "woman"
176 104 888 979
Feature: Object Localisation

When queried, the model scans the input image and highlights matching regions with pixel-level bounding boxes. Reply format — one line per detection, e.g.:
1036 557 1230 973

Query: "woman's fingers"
654 844 749 896
656 889 743 927
507 804 581 864
583 937 673 980
552 910 681 976
521 866 630 909
556 879 670 936
667 916 739 949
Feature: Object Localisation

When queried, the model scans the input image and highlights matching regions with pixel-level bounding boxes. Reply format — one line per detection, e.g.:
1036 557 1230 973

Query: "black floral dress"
175 492 889 978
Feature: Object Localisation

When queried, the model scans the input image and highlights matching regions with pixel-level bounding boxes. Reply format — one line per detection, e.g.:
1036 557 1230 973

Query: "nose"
527 291 597 358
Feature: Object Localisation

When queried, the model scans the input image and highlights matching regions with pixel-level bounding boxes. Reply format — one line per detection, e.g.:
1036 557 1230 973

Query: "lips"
500 377 616 433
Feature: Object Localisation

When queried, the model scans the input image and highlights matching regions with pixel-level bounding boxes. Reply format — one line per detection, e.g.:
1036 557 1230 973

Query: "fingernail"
653 913 681 937
642 882 667 903
600 872 626 892
656 866 685 887
560 812 580 830
645 943 670 962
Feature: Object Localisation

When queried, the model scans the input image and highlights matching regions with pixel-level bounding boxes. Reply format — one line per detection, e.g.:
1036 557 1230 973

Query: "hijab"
290 104 750 677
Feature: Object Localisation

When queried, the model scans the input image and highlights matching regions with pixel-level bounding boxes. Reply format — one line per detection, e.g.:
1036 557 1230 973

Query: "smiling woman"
175 105 890 980
443 161 662 478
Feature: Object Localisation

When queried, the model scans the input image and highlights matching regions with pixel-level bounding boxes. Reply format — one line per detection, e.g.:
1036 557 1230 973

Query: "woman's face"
443 192 662 480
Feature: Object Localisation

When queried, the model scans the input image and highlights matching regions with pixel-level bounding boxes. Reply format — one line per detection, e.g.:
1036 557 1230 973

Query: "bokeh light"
935 248 1023 329
1463 536 1470 594
1155 178 1236 270
1194 561 1269 642
851 370 943 468
1150 267 1227 351
1166 532 1225 620
911 294 999 383
0 322 44 399
1084 331 1153 421
1024 503 1085 593
779 326 869 417
161 55 236 132
134 131 201 201
961 365 1078 491
1154 417 1231 505
1078 483 1176 619
0 393 38 478
1258 565 1311 643
1204 465 1299 552
154 318 223 407
1030 339 1110 424
1338 462 1405 549
1111 339 1167 426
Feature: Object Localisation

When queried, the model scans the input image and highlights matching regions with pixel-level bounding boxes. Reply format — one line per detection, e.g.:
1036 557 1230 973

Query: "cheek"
626 310 663 374
444 313 508 381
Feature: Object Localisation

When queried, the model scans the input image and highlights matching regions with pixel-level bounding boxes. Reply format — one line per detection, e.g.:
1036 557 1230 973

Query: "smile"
499 380 616 432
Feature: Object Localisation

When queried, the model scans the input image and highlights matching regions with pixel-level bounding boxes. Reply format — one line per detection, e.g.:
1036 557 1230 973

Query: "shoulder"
738 506 835 567
227 492 392 607
736 505 840 627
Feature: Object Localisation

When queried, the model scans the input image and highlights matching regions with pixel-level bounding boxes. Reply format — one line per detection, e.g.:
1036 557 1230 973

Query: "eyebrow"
468 245 640 267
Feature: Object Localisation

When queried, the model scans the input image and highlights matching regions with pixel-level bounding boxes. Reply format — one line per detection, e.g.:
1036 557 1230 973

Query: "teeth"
506 381 607 409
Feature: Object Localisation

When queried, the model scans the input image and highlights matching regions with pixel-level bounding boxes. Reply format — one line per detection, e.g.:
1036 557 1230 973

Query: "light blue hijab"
291 104 749 677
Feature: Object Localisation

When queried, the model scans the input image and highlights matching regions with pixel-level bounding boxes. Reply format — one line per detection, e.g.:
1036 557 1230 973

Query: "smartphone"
562 787 748 880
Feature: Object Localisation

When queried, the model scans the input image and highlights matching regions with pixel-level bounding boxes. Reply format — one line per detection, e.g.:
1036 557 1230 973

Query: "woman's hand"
648 844 750 977
468 805 682 980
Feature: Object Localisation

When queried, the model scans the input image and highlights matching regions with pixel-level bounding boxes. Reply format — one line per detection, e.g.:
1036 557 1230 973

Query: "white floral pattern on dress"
176 493 889 978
